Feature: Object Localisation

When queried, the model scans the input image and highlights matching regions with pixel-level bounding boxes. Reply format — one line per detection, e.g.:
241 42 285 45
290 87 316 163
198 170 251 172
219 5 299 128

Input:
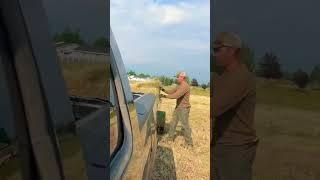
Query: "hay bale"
157 111 166 134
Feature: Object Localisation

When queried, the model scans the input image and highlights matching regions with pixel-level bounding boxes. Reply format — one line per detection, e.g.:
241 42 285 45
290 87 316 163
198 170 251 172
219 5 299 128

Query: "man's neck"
226 60 241 73
179 80 186 85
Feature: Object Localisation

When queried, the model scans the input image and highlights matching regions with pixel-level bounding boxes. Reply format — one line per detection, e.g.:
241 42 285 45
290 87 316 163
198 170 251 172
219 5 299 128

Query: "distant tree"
138 73 144 78
53 27 84 45
191 78 199 86
240 43 255 73
93 37 109 49
159 76 174 86
138 73 151 78
293 69 310 89
201 84 208 90
127 70 137 76
257 52 282 79
310 65 320 83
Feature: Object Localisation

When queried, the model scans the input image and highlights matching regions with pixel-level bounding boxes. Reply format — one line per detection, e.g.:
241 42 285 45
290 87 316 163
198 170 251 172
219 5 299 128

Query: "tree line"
127 70 209 89
211 43 320 90
53 27 109 49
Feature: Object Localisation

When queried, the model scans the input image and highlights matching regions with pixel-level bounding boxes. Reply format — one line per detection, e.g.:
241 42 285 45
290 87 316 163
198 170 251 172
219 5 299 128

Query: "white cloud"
160 5 187 24
111 0 209 82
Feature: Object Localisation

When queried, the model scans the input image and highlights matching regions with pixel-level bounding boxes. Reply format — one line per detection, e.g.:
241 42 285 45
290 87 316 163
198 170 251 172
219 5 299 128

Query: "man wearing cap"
211 32 258 180
160 71 193 148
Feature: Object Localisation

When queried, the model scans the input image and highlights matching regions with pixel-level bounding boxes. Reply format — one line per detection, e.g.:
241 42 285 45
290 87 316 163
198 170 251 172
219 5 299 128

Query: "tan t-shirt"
211 64 258 145
165 81 191 108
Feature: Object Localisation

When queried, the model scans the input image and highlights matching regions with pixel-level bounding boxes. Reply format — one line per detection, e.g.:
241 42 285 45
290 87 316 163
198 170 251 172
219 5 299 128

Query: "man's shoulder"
220 65 256 91
181 81 190 90
240 66 256 92
239 64 256 83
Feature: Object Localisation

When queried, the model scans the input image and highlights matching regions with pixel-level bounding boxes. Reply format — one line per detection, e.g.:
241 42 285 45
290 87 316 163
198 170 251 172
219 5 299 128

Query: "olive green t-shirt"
211 64 258 145
164 81 191 108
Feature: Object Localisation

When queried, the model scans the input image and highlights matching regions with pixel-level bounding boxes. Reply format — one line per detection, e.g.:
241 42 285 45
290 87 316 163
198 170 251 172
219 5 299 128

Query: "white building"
128 75 153 82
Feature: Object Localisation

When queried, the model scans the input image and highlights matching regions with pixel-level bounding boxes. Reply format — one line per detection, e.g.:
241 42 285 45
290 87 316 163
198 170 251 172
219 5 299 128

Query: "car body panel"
110 30 158 180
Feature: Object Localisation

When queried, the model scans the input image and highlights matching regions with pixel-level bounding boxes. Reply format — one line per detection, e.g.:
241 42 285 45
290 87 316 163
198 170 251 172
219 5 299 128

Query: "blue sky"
111 0 210 84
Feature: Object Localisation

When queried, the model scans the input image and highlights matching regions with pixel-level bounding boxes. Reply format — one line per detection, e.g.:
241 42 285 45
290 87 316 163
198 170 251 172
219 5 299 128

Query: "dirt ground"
131 80 320 180
151 95 210 180
253 104 320 180
150 100 320 180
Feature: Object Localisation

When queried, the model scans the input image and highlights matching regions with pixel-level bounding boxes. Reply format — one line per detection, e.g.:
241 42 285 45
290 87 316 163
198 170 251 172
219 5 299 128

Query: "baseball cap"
213 32 242 49
175 71 186 77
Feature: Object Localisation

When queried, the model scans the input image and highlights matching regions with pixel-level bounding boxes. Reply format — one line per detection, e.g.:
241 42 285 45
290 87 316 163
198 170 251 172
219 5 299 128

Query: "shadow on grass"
153 122 182 179
152 146 177 180
157 123 185 142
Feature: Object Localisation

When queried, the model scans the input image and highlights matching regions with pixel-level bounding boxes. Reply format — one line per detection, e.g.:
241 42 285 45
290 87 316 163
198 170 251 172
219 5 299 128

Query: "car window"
110 31 133 103
0 82 23 180
42 0 109 101
110 70 123 159
0 33 22 180
41 0 109 179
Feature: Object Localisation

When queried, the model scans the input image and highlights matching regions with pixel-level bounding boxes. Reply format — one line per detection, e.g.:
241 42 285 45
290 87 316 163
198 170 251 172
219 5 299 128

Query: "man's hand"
159 94 166 98
160 86 166 92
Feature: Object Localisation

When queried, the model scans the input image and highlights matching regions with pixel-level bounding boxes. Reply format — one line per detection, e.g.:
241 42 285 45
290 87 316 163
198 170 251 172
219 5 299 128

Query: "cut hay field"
131 79 320 180
253 104 320 180
60 62 109 99
254 79 320 180
130 81 210 180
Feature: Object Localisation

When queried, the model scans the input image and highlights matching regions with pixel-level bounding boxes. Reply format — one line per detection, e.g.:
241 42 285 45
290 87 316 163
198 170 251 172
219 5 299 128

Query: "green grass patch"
190 86 210 97
256 79 320 111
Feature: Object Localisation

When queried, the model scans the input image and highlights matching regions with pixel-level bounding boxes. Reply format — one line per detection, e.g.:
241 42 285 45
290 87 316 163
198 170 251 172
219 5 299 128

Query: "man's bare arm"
166 85 188 99
164 86 177 94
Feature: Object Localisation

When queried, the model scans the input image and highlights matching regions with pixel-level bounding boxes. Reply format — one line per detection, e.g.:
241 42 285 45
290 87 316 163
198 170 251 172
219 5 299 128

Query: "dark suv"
0 0 157 180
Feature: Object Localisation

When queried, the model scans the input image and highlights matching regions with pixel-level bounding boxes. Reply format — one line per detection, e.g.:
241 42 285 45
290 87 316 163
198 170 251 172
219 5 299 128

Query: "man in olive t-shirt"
160 71 193 148
211 32 259 180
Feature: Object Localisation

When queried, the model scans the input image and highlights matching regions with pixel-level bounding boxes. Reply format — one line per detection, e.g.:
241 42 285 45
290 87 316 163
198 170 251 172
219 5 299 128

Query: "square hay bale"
157 111 166 134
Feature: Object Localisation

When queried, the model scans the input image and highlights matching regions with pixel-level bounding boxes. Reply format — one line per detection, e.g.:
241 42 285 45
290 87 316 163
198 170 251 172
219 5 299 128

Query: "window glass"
41 0 109 179
110 72 123 158
0 43 22 180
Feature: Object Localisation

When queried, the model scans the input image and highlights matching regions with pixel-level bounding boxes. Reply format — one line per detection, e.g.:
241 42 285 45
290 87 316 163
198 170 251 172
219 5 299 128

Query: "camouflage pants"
168 107 193 145
212 141 258 180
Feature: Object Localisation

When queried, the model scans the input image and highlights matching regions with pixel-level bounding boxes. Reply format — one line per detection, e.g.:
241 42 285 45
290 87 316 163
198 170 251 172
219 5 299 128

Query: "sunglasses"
212 45 233 53
213 47 224 53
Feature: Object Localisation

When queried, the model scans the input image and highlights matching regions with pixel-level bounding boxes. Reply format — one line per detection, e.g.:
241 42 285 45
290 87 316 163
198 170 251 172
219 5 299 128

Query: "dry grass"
60 62 109 99
256 78 320 111
253 79 320 180
130 81 210 180
152 95 210 180
130 80 160 95
253 104 320 180
190 86 210 97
